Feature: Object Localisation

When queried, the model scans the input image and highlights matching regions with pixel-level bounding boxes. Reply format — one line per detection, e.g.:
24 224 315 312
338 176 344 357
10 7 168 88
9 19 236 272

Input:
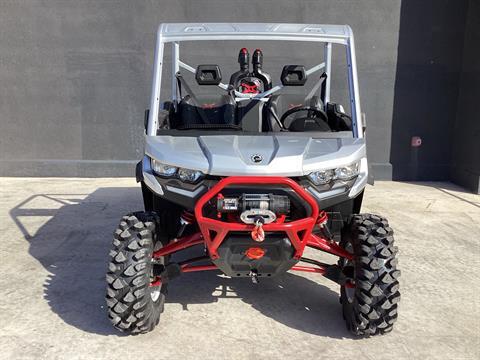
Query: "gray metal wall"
0 0 400 177
0 0 476 192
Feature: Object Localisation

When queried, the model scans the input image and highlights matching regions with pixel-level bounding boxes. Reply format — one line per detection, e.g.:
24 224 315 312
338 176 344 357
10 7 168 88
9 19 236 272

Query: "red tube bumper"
194 176 320 260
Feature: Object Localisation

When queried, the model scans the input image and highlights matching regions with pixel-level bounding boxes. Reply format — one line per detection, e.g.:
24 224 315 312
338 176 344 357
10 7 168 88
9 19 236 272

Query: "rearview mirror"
196 64 222 85
281 65 307 86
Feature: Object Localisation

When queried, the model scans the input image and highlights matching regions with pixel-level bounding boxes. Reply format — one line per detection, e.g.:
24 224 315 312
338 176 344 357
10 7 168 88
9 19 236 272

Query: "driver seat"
263 94 331 132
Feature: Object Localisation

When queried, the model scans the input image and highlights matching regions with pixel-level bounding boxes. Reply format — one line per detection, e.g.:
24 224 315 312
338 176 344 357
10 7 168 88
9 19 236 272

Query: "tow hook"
249 269 259 284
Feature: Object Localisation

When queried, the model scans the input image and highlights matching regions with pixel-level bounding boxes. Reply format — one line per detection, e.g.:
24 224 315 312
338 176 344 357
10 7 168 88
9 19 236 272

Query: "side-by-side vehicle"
105 23 400 336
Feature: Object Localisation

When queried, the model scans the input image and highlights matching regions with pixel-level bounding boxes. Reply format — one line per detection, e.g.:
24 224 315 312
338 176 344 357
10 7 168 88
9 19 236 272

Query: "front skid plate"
212 233 299 277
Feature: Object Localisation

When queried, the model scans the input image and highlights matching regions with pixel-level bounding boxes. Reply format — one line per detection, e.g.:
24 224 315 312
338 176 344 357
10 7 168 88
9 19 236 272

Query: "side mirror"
361 112 366 134
281 65 307 86
196 64 222 85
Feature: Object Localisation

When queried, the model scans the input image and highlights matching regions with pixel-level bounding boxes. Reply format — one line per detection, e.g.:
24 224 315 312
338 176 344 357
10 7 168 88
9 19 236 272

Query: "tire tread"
341 214 401 337
106 211 166 334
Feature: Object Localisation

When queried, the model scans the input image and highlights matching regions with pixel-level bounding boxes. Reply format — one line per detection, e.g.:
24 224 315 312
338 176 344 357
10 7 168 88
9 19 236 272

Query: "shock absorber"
177 210 195 238
316 210 333 240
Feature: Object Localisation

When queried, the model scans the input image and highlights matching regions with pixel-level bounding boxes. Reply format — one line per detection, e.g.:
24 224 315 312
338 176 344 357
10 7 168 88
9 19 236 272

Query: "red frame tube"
307 233 354 261
291 265 327 274
153 232 203 258
181 264 218 273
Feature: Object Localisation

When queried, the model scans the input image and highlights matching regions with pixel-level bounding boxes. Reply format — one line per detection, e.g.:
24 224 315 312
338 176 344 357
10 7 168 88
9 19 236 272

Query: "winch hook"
251 216 265 242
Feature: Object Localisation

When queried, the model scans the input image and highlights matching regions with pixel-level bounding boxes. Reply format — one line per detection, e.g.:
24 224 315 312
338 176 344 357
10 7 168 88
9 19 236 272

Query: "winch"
217 193 290 224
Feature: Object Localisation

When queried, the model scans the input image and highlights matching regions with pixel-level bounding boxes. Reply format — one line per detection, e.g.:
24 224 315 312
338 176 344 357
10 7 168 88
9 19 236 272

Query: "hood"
145 134 365 177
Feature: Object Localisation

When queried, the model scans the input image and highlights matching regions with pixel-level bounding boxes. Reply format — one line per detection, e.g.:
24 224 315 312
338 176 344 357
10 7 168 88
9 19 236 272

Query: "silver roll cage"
147 23 362 138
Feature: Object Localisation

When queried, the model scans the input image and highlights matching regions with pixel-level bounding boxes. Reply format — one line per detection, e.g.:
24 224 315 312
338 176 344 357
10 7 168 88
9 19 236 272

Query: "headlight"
150 158 204 183
308 162 360 185
178 168 204 183
151 159 177 177
334 162 359 181
308 169 334 185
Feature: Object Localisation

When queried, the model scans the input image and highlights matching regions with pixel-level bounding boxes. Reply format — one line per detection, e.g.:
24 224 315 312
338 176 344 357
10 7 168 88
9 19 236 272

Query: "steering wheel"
279 106 329 131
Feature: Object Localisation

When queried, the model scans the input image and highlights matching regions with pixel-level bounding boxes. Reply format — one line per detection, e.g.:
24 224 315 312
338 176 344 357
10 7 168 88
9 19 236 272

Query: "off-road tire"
340 214 400 336
106 212 167 334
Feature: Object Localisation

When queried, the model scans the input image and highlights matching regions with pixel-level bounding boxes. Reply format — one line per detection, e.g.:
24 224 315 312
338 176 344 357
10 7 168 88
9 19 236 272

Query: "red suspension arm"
307 233 354 261
153 232 203 258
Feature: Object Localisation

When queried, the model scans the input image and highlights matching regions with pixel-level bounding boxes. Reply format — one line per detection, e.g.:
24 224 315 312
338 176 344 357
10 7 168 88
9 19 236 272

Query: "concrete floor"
0 178 478 360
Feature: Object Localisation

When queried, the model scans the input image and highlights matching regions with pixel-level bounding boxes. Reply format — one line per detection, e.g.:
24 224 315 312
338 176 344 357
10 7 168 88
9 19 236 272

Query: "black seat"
263 94 331 132
326 103 353 131
174 95 238 129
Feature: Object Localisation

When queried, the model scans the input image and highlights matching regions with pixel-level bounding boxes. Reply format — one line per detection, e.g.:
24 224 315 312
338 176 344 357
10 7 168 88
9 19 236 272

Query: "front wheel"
106 212 167 334
340 214 401 336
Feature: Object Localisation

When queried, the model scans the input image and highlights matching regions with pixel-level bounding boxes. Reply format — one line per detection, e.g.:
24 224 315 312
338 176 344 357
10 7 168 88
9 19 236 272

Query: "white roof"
157 23 352 44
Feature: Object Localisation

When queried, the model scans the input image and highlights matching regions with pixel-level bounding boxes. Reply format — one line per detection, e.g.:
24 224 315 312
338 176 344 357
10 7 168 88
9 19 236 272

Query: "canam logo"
251 154 263 163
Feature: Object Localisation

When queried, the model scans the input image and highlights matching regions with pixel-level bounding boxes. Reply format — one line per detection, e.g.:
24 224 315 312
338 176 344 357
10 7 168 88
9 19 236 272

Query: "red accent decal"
241 82 259 94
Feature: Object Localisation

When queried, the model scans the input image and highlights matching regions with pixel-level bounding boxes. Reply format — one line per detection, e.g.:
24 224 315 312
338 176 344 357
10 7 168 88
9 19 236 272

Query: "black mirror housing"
196 64 222 85
281 65 307 86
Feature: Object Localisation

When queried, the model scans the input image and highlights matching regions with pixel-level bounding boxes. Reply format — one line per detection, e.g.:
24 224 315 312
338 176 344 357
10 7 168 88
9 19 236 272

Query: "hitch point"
249 269 259 284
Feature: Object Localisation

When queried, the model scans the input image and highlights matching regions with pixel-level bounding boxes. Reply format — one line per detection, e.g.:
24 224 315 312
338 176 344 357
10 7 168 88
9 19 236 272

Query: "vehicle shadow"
10 186 350 338
166 262 350 338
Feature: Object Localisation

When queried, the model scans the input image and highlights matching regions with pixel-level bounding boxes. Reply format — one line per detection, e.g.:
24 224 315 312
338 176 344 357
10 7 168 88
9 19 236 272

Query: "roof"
157 23 352 44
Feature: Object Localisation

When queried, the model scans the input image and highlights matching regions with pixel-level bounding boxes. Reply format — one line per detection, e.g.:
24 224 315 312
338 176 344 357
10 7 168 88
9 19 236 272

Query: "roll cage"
147 23 363 138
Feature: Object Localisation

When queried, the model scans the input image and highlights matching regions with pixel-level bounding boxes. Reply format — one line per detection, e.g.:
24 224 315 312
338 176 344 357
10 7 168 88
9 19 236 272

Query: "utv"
106 23 400 336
